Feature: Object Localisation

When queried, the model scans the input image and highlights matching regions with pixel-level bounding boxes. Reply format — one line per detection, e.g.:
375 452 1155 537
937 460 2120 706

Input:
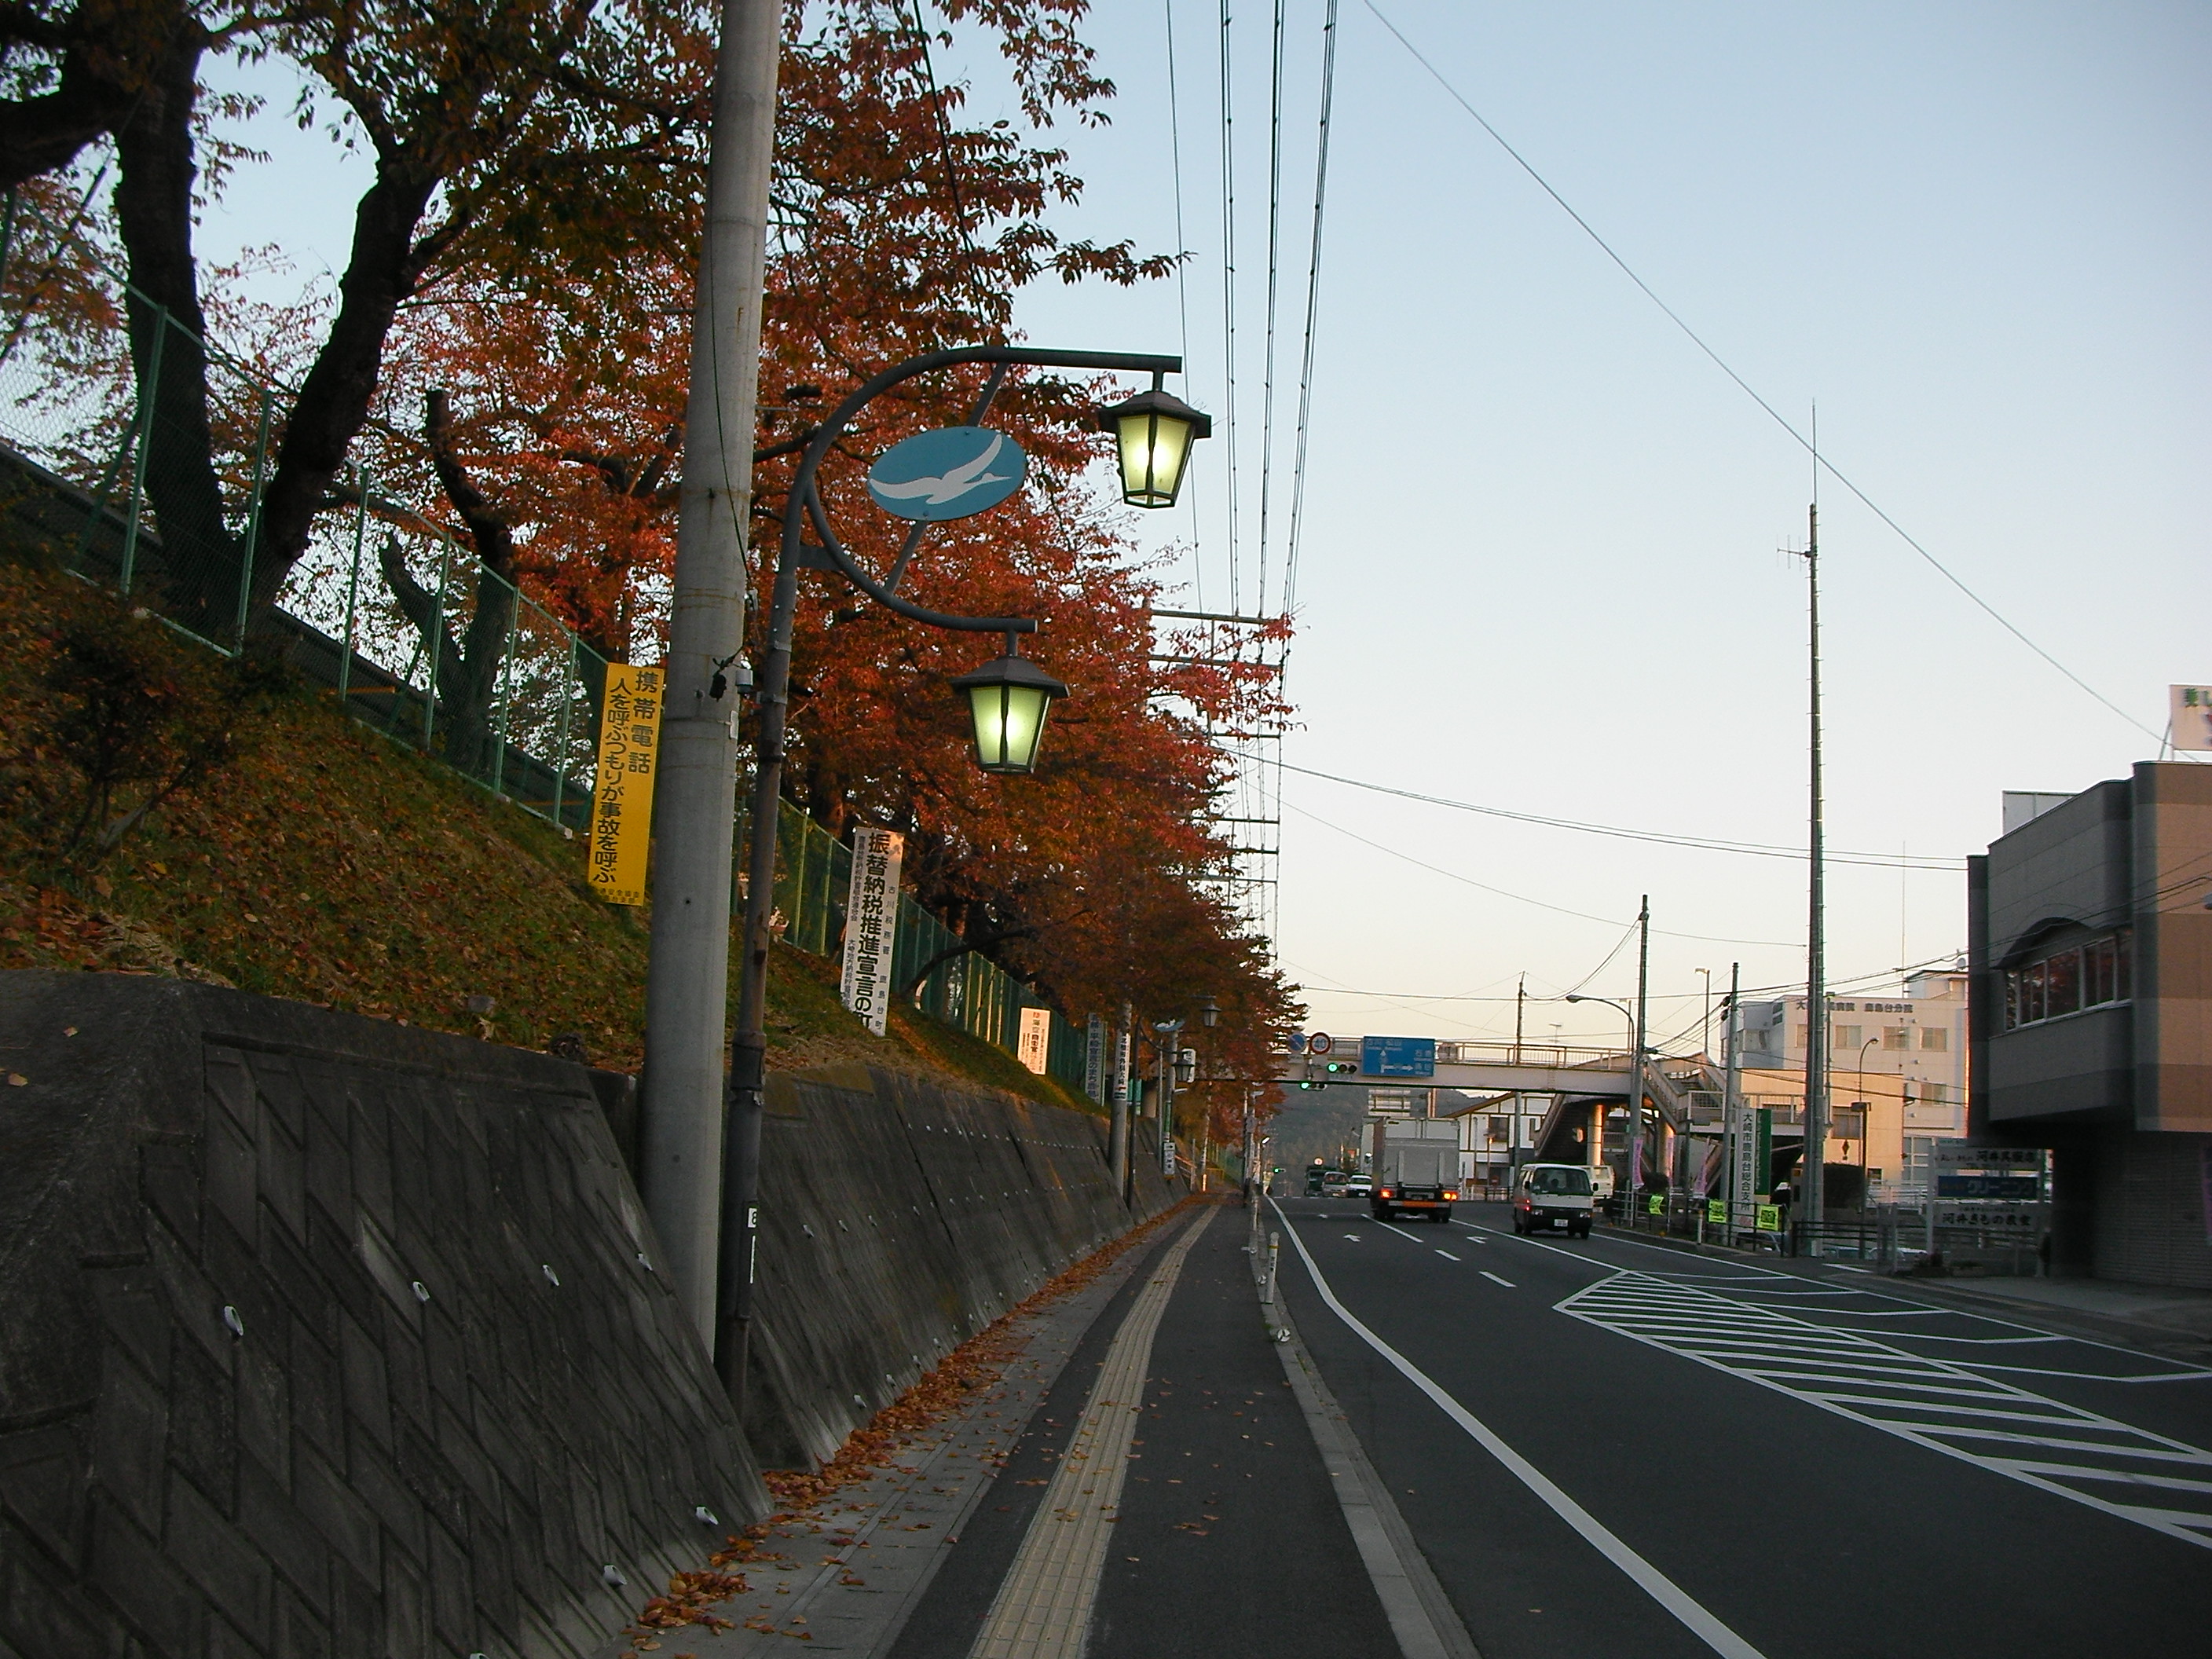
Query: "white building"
1731 969 1968 1134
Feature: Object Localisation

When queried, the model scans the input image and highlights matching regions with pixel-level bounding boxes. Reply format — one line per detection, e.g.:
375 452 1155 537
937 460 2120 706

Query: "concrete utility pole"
1804 493 1829 1237
1110 1001 1133 1199
636 0 783 1347
1628 895 1650 1219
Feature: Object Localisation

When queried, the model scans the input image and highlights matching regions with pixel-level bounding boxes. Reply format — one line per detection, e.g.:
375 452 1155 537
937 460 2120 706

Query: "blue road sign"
866 427 1028 522
1287 1031 1309 1054
1361 1035 1436 1079
1936 1174 2042 1200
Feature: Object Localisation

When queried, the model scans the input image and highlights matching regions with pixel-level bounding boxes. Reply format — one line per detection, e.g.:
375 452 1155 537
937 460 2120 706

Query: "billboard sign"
2171 685 2212 752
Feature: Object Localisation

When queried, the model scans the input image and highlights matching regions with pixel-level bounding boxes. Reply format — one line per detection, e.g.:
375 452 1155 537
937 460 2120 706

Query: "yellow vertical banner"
587 664 663 906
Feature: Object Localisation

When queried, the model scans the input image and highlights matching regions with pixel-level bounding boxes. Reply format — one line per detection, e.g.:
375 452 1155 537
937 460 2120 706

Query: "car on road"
1512 1163 1595 1237
1345 1175 1373 1197
1320 1174 1351 1197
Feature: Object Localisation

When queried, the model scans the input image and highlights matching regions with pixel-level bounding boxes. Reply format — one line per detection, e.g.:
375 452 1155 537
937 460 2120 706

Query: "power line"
1280 758 1964 869
1280 0 1339 622
1359 0 2185 756
1256 0 1287 617
1163 0 1204 615
1216 0 1242 614
1281 798 1802 947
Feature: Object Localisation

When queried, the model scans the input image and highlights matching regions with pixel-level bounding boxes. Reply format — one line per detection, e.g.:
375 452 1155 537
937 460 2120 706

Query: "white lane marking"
1344 1234 1362 1242
1953 1364 2212 1384
1558 1273 2212 1551
1378 1223 1430 1244
1271 1210 1769 1659
1480 1272 1516 1289
1437 1251 1462 1262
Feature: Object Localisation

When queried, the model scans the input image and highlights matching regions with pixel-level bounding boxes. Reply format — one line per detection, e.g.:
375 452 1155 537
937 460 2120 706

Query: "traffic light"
1324 1060 1358 1077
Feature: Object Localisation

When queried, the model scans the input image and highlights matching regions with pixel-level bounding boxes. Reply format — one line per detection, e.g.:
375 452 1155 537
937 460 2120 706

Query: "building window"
1884 1027 1910 1050
2001 929 2131 1031
1920 1027 1948 1052
1794 1025 1808 1051
1834 1024 1862 1051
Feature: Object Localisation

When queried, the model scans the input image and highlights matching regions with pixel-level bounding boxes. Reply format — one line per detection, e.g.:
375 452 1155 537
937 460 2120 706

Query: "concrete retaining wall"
0 972 1179 1656
0 972 764 1659
745 1065 1181 1469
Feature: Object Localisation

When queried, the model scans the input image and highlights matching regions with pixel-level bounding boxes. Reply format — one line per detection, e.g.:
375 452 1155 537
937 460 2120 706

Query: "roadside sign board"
1936 1203 2045 1232
1933 1145 2047 1170
1361 1035 1437 1078
586 664 663 907
1308 1031 1334 1056
1756 1203 1782 1233
1936 1174 2042 1200
1647 1194 1664 1216
1707 1198 1726 1225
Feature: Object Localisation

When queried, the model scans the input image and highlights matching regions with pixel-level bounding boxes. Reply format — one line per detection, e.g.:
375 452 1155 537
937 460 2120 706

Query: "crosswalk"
1557 1270 2212 1551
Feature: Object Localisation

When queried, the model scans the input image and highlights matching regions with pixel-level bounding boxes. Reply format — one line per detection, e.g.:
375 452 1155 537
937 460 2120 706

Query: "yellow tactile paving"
966 1207 1214 1659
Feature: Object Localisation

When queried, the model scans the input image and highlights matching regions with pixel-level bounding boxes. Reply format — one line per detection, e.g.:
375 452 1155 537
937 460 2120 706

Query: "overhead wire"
1216 0 1242 615
1280 758 1964 869
1256 0 1287 616
1279 0 1339 624
1281 798 1802 947
1359 0 2187 756
1163 0 1204 615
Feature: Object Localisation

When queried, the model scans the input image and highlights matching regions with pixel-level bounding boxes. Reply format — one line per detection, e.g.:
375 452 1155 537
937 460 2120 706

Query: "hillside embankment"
0 562 1086 1111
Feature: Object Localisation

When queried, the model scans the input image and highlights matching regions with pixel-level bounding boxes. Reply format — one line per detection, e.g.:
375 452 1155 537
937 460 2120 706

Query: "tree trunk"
108 13 243 640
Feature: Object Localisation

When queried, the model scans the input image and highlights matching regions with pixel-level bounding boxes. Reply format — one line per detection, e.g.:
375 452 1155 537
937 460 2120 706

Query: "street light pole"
1566 990 1635 1220
716 345 1193 1399
1803 491 1830 1240
636 0 782 1347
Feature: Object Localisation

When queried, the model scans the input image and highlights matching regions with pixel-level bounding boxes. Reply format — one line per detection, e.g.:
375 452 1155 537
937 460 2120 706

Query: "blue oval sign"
866 426 1028 522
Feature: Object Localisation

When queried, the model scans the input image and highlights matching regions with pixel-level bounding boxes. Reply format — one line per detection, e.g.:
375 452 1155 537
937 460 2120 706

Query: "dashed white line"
1436 1251 1461 1262
1480 1272 1516 1289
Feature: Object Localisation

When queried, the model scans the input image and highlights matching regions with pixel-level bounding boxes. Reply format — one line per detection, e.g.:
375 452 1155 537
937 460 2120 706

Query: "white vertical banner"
839 827 905 1036
1084 1013 1107 1104
1729 1104 1759 1213
1017 1006 1052 1075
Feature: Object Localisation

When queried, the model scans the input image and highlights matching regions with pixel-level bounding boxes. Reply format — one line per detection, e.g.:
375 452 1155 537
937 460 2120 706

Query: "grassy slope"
0 565 1090 1112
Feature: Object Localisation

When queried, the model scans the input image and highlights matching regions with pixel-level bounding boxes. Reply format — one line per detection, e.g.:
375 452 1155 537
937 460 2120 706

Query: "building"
1732 971 1969 1129
1968 765 2212 1287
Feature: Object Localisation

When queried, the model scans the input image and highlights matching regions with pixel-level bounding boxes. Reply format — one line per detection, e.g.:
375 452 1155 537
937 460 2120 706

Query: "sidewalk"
1894 1272 2212 1346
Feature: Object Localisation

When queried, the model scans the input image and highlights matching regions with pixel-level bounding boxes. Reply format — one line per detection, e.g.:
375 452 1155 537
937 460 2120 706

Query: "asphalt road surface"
1269 1196 2212 1659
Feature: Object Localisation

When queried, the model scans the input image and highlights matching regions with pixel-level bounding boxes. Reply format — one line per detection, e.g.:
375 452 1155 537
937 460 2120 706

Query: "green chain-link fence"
0 192 1097 1093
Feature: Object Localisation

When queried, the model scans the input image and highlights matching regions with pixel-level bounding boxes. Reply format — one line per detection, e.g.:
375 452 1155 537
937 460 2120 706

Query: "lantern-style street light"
1099 376 1213 508
712 344 1203 1401
950 640 1070 775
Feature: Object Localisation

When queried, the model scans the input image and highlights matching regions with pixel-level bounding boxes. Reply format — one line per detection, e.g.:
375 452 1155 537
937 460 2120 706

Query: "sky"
189 2 2211 1056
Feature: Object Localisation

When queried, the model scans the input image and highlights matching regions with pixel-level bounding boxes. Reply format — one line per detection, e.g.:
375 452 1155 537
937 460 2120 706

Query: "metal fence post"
489 577 518 798
552 635 576 828
234 386 274 653
423 534 452 751
119 306 167 596
337 463 368 702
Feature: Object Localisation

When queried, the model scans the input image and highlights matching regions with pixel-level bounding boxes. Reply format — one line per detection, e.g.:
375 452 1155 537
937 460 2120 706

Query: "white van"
1512 1163 1595 1238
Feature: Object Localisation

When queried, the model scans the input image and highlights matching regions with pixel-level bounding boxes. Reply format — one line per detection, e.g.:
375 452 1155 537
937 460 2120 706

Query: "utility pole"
1110 1001 1133 1199
1722 961 1741 1230
1804 489 1829 1243
637 0 782 1350
1628 895 1650 1222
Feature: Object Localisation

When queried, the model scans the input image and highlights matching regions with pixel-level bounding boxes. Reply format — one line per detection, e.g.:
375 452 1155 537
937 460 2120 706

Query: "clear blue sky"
197 2 2210 1051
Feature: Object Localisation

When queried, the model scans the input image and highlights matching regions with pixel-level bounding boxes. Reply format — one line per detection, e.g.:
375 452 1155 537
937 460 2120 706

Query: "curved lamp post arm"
714 343 1185 1401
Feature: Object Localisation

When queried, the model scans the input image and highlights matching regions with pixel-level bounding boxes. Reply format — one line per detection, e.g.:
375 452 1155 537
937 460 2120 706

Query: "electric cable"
1163 0 1205 616
1217 0 1242 615
1279 0 1339 624
1280 797 1801 947
1280 758 1963 869
1360 0 2186 756
1257 0 1287 616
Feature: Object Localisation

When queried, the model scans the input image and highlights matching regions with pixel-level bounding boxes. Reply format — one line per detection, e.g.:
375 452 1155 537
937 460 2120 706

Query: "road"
1269 1196 2212 1658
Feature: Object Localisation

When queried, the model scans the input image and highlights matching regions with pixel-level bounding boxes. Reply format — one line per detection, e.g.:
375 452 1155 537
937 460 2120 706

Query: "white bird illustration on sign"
869 432 1016 505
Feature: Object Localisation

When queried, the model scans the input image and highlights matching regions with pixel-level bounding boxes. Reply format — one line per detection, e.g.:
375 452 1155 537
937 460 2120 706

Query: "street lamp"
1098 377 1213 508
950 641 1068 775
1567 991 1640 1221
716 343 1199 1401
